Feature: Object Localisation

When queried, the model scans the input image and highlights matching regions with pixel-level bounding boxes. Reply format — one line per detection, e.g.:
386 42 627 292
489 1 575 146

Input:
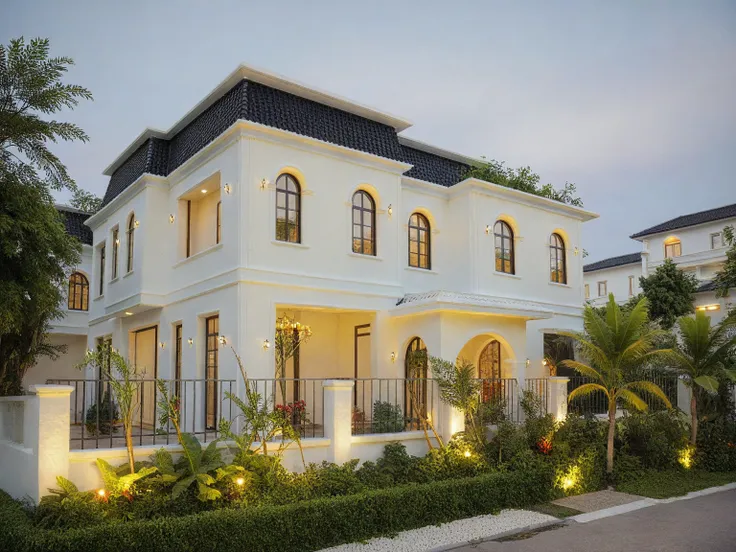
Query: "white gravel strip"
319 509 557 552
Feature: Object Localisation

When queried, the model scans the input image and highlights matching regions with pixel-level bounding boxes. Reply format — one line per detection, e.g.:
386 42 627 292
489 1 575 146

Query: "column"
323 379 354 464
547 376 569 422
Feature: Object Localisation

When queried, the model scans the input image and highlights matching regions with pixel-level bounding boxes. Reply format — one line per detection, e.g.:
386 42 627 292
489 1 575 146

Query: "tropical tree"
69 187 102 214
0 37 92 192
559 295 672 474
638 259 698 329
664 311 736 444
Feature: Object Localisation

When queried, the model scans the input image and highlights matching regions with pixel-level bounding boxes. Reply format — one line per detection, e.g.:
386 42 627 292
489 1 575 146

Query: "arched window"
126 213 135 273
550 233 567 284
405 337 427 431
494 220 514 274
275 174 301 243
478 339 502 403
408 213 430 269
68 272 89 311
352 190 376 255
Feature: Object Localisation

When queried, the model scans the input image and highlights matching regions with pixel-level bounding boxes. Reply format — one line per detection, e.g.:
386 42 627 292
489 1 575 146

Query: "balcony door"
132 325 158 427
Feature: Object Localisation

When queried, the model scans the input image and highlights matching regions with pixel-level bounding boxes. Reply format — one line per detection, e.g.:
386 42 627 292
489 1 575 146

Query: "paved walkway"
453 489 736 552
551 489 642 513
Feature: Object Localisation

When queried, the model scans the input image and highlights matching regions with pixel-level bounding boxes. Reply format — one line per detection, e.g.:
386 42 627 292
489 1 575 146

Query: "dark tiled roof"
101 80 471 208
583 252 642 273
697 280 717 293
57 206 93 245
630 203 736 239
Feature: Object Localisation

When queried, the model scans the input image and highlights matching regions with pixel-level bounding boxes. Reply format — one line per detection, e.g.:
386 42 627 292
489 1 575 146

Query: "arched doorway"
405 337 427 431
478 339 502 403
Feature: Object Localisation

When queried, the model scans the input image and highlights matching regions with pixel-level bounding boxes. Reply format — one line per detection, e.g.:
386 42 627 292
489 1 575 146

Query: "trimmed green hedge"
0 468 552 552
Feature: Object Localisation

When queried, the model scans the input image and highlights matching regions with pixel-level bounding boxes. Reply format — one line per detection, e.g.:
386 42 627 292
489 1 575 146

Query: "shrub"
84 389 119 436
371 401 404 433
374 442 417 484
0 468 554 552
618 410 688 470
696 418 736 472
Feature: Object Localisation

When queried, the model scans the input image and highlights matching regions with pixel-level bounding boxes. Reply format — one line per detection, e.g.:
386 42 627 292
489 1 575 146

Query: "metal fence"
525 378 548 413
245 378 325 439
352 378 439 435
475 378 520 422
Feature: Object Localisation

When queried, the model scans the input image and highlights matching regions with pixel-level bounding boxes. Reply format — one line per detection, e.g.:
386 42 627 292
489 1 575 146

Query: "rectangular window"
186 200 191 258
174 324 182 399
664 241 682 258
629 275 635 296
216 201 222 245
98 244 106 296
598 281 607 297
711 232 723 249
111 228 119 280
205 315 219 430
584 284 590 299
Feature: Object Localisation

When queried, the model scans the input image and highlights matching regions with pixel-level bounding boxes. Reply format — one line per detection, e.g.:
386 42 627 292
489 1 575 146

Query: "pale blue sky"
3 0 735 261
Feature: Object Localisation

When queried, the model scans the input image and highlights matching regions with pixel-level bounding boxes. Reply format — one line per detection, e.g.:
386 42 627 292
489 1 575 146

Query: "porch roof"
392 290 555 319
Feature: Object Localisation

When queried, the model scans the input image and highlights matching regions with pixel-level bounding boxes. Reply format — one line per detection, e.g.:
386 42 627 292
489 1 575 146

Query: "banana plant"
96 458 157 497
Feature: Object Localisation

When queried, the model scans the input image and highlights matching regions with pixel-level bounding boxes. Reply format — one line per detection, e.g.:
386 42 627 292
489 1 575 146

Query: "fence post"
439 402 465 443
323 379 354 464
28 384 74 503
547 377 569 422
677 377 691 416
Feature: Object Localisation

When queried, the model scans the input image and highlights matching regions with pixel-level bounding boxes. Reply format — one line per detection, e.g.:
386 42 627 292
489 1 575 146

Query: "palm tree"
559 295 672 474
665 311 736 445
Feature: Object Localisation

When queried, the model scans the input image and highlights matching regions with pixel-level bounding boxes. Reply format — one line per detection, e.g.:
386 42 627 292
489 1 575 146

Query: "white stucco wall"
584 262 643 306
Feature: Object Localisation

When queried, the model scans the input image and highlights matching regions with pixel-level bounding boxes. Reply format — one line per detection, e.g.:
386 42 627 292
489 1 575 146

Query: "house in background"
23 206 94 389
584 203 735 323
39 65 596 435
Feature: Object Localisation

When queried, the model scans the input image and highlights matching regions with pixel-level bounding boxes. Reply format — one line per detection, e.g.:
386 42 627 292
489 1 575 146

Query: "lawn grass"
616 470 736 499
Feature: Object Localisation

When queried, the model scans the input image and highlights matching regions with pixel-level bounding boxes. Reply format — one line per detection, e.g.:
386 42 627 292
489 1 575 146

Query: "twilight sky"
3 0 735 262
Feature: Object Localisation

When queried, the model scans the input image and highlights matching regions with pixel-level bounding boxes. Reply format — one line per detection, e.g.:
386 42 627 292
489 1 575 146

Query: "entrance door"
132 326 158 427
478 340 501 402
353 325 371 426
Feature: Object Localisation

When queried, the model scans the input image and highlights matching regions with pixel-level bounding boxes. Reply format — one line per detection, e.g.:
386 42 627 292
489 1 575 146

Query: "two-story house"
23 206 94 389
584 203 735 323
75 65 595 430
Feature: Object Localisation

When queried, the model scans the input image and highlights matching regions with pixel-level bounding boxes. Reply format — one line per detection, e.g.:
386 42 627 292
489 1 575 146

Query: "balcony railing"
352 378 439 435
475 378 520 422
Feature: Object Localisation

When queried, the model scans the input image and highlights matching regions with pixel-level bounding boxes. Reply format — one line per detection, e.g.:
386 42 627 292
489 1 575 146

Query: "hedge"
0 467 553 552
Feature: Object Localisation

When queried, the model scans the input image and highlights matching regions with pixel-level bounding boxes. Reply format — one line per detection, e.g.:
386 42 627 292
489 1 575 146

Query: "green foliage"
429 356 482 448
0 37 92 191
35 477 103 530
465 159 583 206
618 411 688 469
713 225 736 299
695 418 736 472
0 468 554 552
69 188 102 214
0 170 81 395
96 459 156 497
84 389 119 435
638 259 699 329
371 401 404 433
616 469 736 499
559 294 672 474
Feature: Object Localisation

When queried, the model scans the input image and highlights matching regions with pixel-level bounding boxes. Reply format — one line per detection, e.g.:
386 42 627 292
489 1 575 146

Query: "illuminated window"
216 201 222 244
126 213 135 272
174 324 182 398
550 233 567 284
111 227 119 280
494 220 515 274
205 315 219 430
67 272 89 311
405 337 427 430
585 284 590 299
664 237 681 259
408 213 430 269
275 174 301 243
598 281 607 297
352 190 376 255
98 243 105 296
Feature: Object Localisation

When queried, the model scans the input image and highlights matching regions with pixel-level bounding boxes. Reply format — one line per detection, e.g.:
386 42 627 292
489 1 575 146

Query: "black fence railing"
525 378 548 413
47 378 235 450
245 379 325 439
567 371 679 416
352 378 439 435
475 378 519 422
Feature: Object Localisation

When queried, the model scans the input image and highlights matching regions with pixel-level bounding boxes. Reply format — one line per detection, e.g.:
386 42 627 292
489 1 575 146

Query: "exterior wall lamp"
485 225 491 235
159 341 165 349
387 204 393 217
218 335 227 346
169 214 175 224
260 178 269 190
187 338 193 347
390 351 396 362
134 220 140 228
262 339 271 350
223 183 231 194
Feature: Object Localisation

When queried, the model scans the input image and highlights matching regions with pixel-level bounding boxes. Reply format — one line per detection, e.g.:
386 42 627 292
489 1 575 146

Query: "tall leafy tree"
664 311 736 444
69 187 102 213
639 259 698 329
559 295 672 474
0 170 80 394
0 37 92 192
465 159 583 206
713 225 736 299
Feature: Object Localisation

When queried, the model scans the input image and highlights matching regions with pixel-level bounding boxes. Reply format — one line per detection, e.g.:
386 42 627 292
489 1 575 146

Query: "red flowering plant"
536 437 553 455
275 400 309 427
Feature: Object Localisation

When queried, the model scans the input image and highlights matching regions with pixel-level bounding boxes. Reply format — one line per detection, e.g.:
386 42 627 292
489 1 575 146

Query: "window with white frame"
664 237 682 258
585 284 590 299
711 232 723 249
598 281 607 297
629 275 635 296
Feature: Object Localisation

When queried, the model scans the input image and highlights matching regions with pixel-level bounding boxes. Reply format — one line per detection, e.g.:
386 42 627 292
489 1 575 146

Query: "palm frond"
558 360 603 382
623 380 672 409
616 388 648 412
568 383 609 403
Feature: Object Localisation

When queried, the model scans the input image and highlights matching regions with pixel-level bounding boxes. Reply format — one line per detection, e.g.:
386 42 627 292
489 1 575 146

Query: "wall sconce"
218 335 227 346
224 183 231 194
159 341 165 349
114 238 120 245
542 358 548 366
260 178 269 190
525 358 530 368
390 351 396 362
387 204 393 217
574 247 579 256
485 225 491 235
262 339 271 350
187 338 193 347
169 214 175 224
134 220 140 228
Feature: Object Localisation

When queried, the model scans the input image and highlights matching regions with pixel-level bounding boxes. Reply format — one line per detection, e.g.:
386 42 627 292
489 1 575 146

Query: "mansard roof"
101 65 477 208
583 252 642 273
57 205 93 245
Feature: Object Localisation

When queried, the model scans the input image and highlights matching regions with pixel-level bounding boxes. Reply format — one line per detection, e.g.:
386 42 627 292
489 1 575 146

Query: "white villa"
583 202 735 323
31 65 597 441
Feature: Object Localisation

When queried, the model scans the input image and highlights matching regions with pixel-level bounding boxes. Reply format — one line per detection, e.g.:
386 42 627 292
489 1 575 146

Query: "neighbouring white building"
584 203 735 323
35 65 597 436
